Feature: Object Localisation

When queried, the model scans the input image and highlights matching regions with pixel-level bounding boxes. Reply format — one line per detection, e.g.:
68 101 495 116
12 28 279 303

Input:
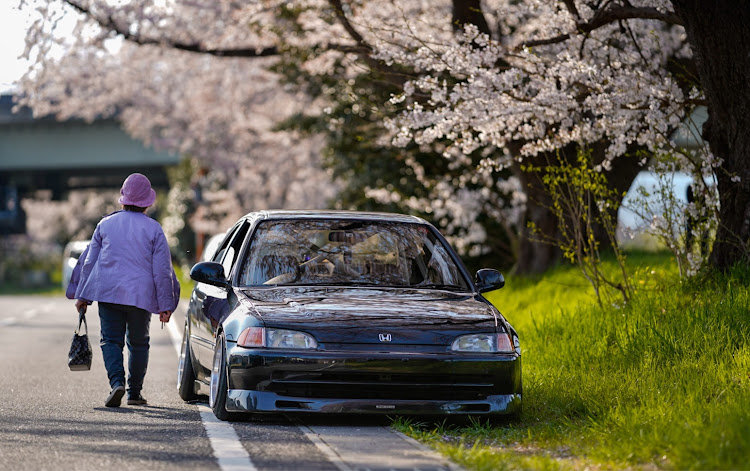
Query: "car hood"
237 287 498 346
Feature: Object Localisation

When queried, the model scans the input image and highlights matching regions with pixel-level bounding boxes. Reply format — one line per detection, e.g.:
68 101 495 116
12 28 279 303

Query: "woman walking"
67 173 180 407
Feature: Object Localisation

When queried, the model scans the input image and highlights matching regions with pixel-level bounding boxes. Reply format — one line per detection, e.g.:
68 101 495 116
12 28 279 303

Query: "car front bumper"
225 344 522 415
226 389 521 415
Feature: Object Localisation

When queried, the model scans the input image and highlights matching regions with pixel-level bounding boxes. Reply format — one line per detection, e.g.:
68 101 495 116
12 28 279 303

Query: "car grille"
266 371 495 401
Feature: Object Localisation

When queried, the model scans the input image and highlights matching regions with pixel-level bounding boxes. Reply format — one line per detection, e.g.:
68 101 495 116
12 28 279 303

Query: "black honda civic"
178 210 521 421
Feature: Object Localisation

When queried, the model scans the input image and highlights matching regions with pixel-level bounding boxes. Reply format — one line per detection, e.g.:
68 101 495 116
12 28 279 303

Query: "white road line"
164 312 256 471
199 405 257 471
23 309 38 319
295 422 354 471
0 317 16 327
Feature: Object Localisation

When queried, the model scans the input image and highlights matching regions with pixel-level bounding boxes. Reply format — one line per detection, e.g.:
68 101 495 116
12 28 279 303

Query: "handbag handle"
76 308 88 336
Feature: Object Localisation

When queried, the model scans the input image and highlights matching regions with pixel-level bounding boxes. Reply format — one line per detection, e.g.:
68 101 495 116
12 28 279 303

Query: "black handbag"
68 309 92 371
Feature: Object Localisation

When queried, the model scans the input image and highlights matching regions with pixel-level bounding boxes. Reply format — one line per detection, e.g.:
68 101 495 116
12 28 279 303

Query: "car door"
190 220 250 380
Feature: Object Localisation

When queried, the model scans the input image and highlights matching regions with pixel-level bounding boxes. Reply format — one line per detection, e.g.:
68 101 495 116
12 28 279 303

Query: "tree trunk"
514 162 562 274
672 1 750 270
451 0 491 35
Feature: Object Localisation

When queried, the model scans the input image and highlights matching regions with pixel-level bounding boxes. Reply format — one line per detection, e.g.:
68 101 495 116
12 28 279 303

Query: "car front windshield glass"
239 219 469 290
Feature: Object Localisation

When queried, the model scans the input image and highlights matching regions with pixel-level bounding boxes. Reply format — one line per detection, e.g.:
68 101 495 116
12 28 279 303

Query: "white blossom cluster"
366 1 691 168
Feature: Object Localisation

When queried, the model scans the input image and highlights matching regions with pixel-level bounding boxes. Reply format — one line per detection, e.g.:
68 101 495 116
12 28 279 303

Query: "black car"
178 210 521 421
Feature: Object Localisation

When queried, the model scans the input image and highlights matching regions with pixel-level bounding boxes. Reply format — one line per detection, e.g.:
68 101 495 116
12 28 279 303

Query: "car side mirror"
475 268 505 292
190 261 230 288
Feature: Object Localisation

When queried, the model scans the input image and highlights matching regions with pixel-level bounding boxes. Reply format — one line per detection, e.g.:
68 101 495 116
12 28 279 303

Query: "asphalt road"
0 295 459 471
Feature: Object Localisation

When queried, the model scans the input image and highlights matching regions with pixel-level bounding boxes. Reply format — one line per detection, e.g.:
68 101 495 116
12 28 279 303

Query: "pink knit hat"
119 173 156 208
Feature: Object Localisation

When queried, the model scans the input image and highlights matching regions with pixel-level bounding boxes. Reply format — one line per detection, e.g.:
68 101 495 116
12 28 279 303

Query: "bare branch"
517 5 683 51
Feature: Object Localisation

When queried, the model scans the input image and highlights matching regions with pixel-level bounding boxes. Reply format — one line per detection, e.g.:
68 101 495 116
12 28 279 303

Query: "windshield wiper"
413 283 467 291
320 281 374 287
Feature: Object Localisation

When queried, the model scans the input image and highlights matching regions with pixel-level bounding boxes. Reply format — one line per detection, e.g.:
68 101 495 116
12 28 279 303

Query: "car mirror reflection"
190 261 230 288
475 268 505 292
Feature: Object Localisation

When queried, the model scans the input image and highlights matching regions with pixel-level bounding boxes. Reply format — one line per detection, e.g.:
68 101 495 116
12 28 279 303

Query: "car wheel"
177 322 197 401
209 332 237 421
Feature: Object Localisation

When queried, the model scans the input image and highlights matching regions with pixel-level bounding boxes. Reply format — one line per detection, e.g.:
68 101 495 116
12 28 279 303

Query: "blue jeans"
98 302 151 396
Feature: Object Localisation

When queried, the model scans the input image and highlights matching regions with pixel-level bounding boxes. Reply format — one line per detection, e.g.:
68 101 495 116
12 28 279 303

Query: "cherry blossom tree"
16 0 336 244
17 0 750 272
278 0 746 272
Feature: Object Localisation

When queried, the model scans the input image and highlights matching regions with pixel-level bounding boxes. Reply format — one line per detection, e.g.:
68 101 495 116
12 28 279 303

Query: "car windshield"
239 219 469 290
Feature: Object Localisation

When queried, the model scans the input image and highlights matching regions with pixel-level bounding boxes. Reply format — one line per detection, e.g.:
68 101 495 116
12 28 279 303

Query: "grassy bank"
396 252 750 470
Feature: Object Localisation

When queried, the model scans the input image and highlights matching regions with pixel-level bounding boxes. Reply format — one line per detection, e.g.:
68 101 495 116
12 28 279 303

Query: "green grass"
175 263 195 299
394 251 750 470
0 284 64 296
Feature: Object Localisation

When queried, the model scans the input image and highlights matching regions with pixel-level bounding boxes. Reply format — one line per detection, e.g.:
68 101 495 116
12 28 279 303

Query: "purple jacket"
66 211 180 314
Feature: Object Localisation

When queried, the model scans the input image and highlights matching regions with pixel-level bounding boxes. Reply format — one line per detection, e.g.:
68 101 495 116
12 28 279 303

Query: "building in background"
0 94 180 234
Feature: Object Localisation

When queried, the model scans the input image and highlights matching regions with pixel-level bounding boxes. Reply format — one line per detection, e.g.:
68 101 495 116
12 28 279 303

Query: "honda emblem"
378 333 392 342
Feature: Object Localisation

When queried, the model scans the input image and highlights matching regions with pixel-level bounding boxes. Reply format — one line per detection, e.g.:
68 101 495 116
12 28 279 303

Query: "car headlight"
267 328 318 349
237 327 318 349
451 333 514 353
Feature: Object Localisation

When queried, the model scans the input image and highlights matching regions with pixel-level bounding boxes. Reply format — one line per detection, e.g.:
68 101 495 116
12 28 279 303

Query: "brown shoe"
105 385 126 407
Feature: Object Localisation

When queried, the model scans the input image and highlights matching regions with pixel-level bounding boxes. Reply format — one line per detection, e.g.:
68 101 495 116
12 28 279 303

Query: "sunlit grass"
395 252 750 470
174 263 195 298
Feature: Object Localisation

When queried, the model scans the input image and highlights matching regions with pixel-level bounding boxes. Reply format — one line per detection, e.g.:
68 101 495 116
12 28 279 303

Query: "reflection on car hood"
237 287 498 345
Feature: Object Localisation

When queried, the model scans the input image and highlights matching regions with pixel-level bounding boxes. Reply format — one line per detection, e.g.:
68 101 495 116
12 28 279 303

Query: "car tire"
177 322 198 401
209 332 239 421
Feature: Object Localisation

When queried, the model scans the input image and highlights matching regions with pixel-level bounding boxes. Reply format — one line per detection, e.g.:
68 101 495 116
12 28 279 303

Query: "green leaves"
526 147 632 305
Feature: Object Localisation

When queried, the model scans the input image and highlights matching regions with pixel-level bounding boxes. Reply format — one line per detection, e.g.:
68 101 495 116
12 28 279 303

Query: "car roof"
241 210 429 225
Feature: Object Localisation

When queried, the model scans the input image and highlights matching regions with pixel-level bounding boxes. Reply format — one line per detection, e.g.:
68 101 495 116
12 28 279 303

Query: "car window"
221 222 249 279
201 232 227 262
211 227 237 264
211 221 244 263
239 219 469 290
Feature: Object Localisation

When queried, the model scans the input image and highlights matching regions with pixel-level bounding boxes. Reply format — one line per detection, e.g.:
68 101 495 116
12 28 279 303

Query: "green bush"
0 236 61 291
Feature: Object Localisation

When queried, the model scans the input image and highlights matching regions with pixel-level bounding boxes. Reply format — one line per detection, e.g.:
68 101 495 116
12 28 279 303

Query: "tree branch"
326 0 414 86
518 5 683 51
328 0 373 53
62 0 413 88
561 0 581 22
63 0 278 57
